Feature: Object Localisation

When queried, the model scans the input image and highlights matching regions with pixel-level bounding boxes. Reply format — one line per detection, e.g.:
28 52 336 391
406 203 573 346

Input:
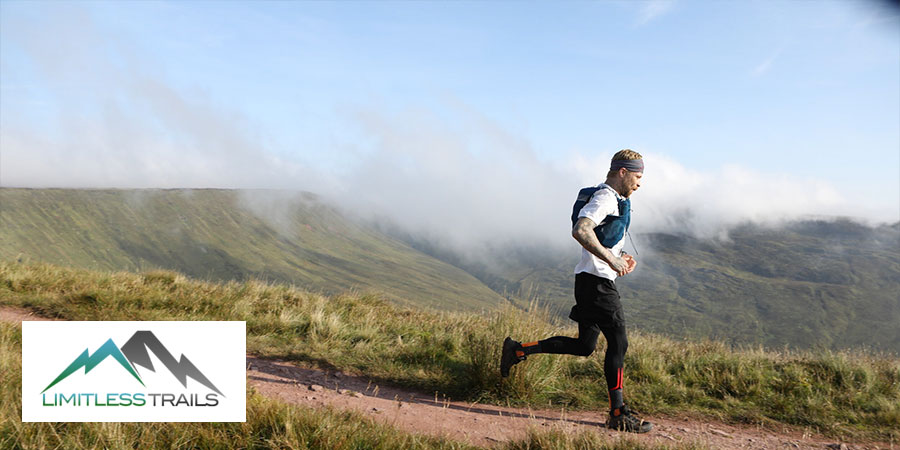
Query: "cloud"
2 3 892 256
751 55 775 77
0 90 321 190
323 110 889 252
329 105 576 253
0 5 324 192
635 0 676 26
751 47 783 77
572 152 891 239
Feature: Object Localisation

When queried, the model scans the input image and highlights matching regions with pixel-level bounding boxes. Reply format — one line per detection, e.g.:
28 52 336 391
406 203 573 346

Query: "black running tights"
537 321 628 391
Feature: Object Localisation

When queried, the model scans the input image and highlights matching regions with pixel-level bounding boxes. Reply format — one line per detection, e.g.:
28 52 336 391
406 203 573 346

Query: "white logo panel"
22 321 246 422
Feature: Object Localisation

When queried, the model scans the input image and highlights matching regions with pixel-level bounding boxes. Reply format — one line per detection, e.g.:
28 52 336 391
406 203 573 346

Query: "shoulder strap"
571 185 603 227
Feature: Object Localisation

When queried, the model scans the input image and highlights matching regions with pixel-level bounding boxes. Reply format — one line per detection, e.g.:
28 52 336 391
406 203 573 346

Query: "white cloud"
609 154 875 237
751 47 783 77
325 112 888 251
328 106 577 253
2 83 888 249
0 6 324 192
2 2 892 255
635 0 676 26
752 56 775 77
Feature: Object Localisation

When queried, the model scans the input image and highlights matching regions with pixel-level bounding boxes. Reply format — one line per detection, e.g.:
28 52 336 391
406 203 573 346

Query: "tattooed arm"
572 217 629 276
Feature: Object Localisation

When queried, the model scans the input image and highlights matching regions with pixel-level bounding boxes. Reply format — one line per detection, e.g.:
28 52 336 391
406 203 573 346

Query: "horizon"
2 186 896 241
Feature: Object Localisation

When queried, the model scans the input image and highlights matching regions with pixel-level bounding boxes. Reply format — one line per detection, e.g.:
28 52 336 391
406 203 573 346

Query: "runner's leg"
601 324 628 410
519 321 601 357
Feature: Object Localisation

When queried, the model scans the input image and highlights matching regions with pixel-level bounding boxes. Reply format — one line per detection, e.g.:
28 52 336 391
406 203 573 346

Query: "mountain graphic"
41 331 223 396
41 338 144 393
120 331 224 396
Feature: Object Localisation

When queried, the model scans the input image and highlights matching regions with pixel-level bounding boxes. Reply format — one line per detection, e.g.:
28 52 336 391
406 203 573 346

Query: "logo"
23 321 245 422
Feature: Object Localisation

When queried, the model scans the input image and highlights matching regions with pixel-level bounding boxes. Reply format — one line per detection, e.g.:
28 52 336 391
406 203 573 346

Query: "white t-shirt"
573 184 627 281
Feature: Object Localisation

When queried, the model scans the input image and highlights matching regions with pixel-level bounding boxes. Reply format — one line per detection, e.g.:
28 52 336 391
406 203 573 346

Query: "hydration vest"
571 185 631 248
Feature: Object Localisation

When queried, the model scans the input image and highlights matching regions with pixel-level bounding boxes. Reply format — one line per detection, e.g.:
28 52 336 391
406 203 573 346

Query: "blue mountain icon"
41 338 145 393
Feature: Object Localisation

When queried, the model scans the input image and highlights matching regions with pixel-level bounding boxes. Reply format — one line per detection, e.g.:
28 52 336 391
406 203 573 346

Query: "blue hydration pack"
571 186 631 248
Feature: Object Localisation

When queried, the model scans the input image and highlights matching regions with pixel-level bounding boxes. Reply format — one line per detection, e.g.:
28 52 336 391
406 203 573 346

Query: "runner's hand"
610 256 629 276
622 254 637 275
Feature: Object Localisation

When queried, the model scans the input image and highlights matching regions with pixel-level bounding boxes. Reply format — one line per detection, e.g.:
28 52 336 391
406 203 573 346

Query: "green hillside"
626 222 900 352
3 188 898 353
0 188 505 311
2 262 897 442
421 221 900 353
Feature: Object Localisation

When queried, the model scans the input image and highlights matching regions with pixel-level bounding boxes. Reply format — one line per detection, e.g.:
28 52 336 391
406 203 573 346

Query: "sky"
1 0 898 248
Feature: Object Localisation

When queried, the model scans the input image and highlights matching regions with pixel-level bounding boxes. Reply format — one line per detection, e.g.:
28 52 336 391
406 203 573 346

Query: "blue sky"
1 1 898 242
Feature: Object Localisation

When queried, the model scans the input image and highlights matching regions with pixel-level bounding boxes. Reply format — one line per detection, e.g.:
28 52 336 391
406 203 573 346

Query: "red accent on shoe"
521 341 539 347
515 350 524 357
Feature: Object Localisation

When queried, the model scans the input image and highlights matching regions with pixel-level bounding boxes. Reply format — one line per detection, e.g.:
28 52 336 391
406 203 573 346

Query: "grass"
507 429 707 450
0 321 467 450
1 316 700 449
1 261 898 444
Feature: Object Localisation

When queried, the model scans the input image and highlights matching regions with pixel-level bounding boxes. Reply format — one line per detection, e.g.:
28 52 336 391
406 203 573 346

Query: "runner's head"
606 149 643 198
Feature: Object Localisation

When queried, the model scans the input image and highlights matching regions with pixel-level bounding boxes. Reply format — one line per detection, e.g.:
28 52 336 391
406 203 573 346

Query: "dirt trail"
2 306 891 449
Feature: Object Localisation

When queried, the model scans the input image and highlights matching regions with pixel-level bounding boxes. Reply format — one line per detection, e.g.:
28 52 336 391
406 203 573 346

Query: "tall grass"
508 429 708 450
1 316 702 449
1 321 475 450
2 262 898 442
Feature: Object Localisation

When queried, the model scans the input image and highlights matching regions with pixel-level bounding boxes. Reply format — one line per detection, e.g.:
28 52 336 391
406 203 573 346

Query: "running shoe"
500 337 525 377
607 404 653 433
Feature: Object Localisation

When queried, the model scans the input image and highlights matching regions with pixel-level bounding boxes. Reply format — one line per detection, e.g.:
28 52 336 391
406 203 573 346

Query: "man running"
500 149 651 433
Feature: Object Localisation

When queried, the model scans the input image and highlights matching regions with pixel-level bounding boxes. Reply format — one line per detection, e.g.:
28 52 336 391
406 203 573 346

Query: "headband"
610 159 644 173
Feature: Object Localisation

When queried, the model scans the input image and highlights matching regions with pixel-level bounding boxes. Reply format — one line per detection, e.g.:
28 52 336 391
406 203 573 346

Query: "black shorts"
568 272 625 328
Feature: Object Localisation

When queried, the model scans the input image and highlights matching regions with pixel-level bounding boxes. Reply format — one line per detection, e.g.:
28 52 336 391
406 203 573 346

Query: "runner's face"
622 170 642 197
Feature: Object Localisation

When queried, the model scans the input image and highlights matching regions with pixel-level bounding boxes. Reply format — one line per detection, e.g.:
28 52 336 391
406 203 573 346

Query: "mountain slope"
627 221 900 352
3 188 897 352
0 188 505 311
423 220 900 353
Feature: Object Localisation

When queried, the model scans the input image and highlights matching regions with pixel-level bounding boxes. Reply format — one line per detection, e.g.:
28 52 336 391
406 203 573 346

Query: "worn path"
2 306 892 449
